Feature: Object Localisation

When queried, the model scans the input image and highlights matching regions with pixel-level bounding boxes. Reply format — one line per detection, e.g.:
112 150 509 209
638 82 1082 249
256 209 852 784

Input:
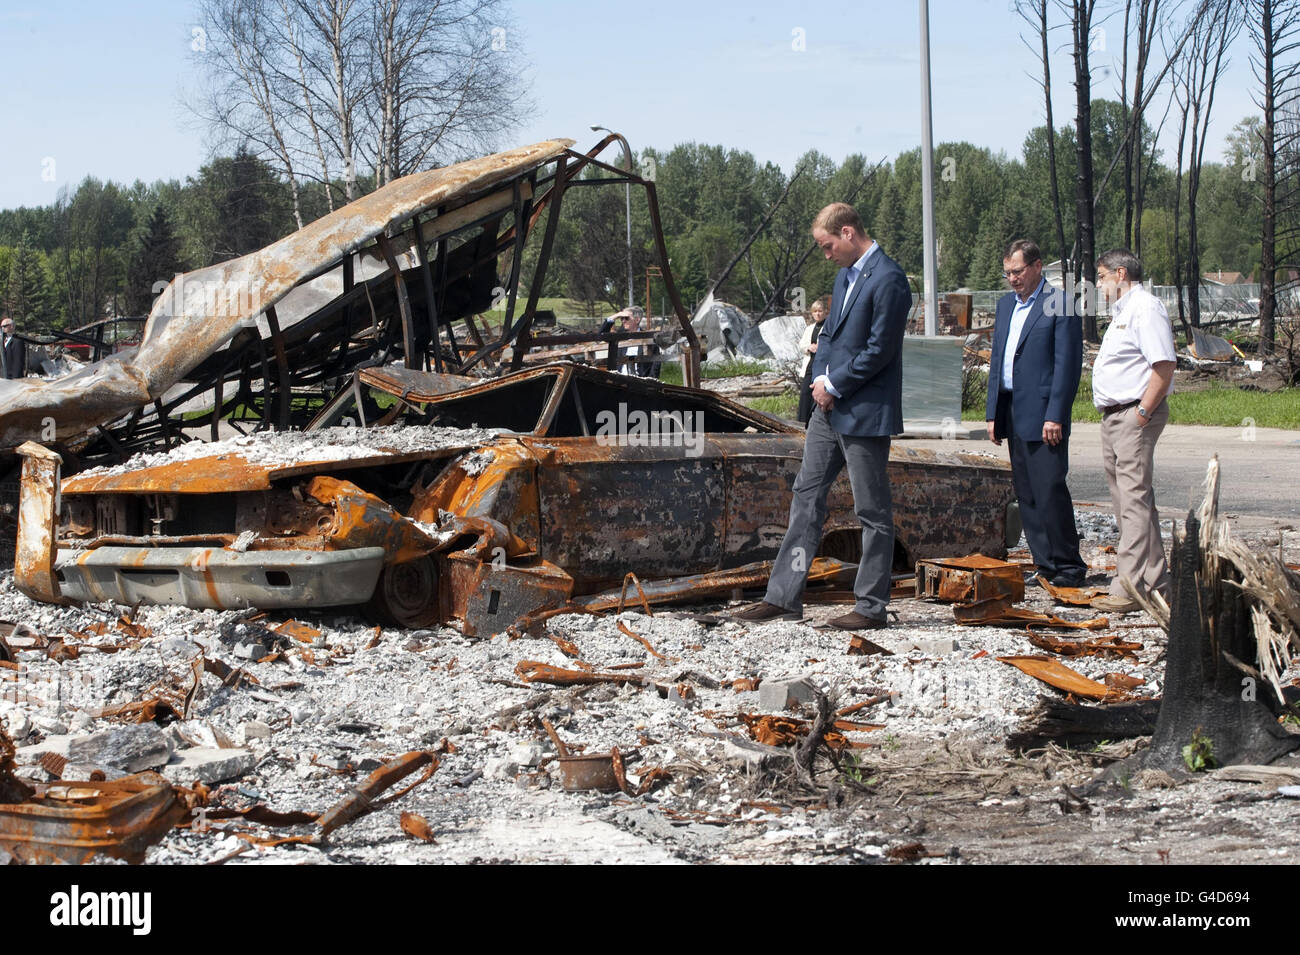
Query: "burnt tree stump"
1138 512 1300 773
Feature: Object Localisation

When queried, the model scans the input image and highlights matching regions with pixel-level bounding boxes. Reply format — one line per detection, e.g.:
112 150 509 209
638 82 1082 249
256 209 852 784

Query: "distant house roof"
1202 270 1248 285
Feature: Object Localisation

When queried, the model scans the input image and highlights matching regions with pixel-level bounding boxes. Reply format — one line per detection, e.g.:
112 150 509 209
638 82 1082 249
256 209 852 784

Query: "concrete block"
509 741 543 768
15 733 74 766
60 762 128 782
0 707 32 740
720 736 792 773
483 756 518 780
163 747 256 784
241 719 273 742
68 724 173 773
909 638 961 656
758 676 817 712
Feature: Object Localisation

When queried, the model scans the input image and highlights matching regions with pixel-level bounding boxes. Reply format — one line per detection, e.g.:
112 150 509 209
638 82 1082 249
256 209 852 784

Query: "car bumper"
53 545 386 610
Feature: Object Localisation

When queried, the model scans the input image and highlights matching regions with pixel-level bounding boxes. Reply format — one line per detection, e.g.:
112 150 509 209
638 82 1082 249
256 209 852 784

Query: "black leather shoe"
1050 575 1086 588
829 611 888 631
732 601 800 622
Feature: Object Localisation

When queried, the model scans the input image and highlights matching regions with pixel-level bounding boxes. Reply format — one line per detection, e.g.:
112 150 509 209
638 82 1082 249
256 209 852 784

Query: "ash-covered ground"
3 511 1299 865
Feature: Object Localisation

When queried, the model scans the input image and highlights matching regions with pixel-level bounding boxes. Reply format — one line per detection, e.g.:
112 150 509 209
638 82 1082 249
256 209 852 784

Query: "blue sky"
0 0 1262 210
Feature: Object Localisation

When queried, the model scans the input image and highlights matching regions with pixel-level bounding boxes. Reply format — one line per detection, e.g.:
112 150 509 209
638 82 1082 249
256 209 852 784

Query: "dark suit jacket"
1 334 25 379
811 247 911 437
984 283 1081 442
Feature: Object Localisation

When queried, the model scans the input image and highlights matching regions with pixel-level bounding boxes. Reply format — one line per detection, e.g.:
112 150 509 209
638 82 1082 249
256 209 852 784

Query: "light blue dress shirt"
1000 278 1045 393
816 242 879 399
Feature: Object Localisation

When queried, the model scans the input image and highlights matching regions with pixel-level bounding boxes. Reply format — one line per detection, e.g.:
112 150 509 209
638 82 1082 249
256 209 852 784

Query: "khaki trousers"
1099 400 1169 599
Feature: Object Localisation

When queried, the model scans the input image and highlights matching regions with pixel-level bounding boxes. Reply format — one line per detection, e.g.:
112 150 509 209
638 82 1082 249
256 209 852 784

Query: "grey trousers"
763 408 893 619
1100 400 1170 599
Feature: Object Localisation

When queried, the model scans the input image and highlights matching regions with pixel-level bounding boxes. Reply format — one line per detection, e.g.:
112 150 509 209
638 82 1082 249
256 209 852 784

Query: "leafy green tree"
177 147 295 266
126 204 188 315
6 230 53 329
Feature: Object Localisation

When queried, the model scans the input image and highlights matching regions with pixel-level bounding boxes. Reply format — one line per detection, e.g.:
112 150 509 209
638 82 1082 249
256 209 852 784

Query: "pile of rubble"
14 508 1276 863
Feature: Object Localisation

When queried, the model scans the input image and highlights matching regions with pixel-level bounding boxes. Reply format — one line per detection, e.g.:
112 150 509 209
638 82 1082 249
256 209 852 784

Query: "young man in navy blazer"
734 203 911 630
984 239 1087 586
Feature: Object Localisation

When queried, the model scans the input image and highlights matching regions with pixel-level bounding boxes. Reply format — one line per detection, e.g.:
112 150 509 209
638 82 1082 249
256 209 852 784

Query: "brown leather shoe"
829 611 888 631
1090 594 1141 613
731 601 800 622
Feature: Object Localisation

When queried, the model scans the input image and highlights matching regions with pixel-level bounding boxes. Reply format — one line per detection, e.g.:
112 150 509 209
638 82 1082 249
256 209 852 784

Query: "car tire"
366 555 440 628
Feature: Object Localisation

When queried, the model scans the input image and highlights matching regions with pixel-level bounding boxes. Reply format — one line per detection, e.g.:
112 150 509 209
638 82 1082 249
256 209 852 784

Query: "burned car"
15 363 1019 636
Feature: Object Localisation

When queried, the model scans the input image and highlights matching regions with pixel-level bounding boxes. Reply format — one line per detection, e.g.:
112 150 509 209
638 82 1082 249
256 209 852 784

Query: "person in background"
1 316 26 379
796 298 829 425
618 312 645 376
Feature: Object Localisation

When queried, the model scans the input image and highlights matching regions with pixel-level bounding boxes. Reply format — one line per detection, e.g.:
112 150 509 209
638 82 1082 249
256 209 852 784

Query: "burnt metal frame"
454 136 702 387
60 138 702 467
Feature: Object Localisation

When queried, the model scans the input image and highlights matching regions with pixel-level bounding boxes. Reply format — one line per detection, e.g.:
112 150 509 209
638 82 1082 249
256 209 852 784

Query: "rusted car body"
15 364 1018 635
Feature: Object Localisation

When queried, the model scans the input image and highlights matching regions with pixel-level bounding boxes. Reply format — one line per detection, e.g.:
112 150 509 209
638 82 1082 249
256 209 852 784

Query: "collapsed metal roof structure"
0 137 702 468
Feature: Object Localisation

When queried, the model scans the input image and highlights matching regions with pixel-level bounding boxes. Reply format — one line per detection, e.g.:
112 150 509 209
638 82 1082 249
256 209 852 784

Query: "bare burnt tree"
192 0 527 211
1067 0 1099 341
1075 1 1202 282
1018 0 1069 270
1120 0 1166 254
1279 75 1300 328
193 0 310 228
1170 0 1243 329
1250 0 1300 355
361 0 525 187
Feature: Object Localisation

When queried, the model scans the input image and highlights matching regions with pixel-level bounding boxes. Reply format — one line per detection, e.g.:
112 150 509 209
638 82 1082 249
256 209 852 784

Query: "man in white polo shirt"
1091 249 1177 613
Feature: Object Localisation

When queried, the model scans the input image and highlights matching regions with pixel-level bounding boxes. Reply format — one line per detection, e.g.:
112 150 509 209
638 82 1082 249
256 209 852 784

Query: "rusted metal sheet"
316 750 438 838
14 442 65 604
557 753 621 792
62 447 475 496
1036 575 1108 606
411 440 541 545
306 476 439 562
359 365 479 402
916 554 1026 603
889 447 1016 562
0 140 574 449
997 655 1125 701
442 553 572 638
532 439 728 590
0 772 193 864
955 598 1110 630
1027 631 1143 660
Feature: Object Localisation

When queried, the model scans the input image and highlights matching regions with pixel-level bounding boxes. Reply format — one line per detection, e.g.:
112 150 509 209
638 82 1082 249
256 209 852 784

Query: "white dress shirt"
1092 284 1177 408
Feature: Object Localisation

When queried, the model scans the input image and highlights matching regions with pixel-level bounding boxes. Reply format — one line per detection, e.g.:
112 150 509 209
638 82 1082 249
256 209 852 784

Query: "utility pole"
919 0 939 335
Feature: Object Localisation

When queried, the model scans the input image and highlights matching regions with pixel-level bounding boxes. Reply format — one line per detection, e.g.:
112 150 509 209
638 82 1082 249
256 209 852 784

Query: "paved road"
902 422 1300 529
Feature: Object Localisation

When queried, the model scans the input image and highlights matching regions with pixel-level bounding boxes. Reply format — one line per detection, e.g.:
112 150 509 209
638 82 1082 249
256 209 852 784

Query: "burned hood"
60 425 503 494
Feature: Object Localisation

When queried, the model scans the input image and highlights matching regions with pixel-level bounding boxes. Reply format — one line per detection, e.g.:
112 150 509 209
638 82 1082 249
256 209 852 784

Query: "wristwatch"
1137 405 1150 419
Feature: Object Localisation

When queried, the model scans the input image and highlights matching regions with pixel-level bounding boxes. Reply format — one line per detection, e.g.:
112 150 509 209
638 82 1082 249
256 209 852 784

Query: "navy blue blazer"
983 283 1082 442
811 247 911 437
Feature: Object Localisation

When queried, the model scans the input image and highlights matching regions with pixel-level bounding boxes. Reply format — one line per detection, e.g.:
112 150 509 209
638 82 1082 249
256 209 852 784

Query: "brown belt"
1099 400 1139 416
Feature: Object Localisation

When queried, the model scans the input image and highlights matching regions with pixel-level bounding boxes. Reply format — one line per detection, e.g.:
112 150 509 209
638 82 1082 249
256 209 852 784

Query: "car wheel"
366 556 440 628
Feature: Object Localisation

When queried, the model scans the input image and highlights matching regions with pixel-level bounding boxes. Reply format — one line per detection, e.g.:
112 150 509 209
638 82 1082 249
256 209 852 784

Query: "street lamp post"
591 125 635 310
918 0 939 336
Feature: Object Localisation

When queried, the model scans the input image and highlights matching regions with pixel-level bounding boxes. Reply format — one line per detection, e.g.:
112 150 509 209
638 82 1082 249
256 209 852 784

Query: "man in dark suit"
984 239 1087 586
734 203 911 630
1 316 25 379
